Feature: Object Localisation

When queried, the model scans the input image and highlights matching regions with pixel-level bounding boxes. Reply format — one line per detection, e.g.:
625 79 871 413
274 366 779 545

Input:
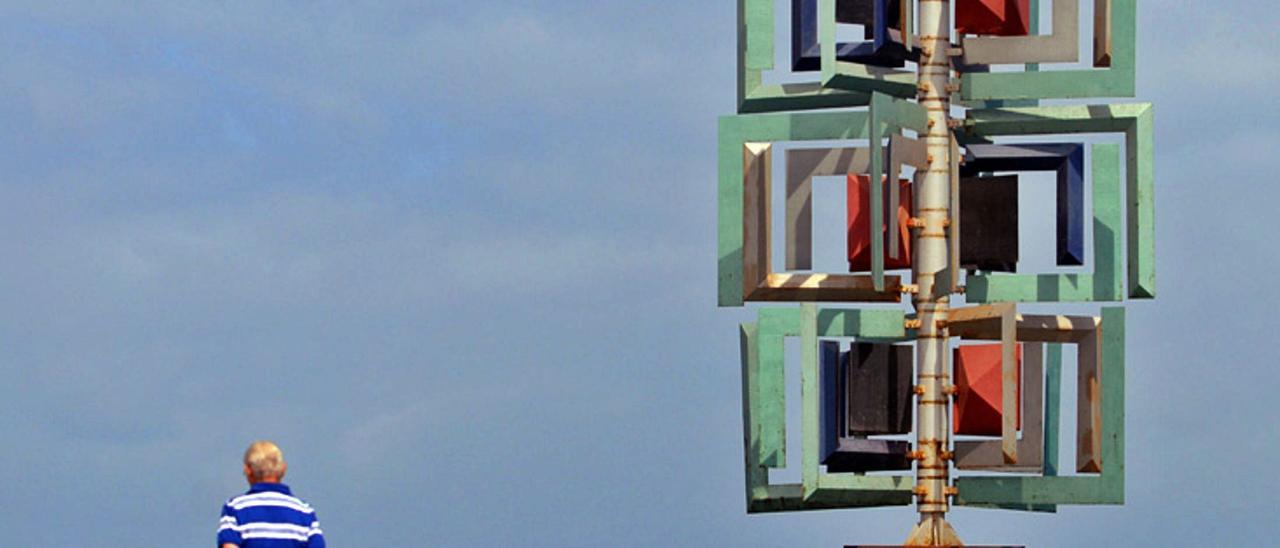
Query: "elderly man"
217 441 326 547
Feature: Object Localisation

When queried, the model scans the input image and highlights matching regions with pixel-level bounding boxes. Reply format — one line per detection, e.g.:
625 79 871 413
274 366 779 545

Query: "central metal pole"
906 0 961 545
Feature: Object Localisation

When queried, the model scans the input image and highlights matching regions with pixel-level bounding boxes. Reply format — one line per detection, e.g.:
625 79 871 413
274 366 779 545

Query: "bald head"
243 440 287 483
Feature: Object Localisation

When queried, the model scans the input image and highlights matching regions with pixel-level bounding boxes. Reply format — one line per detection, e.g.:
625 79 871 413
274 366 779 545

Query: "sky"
0 1 1276 546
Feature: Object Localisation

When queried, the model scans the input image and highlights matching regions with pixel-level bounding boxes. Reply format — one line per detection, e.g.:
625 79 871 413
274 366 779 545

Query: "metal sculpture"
719 1 1154 545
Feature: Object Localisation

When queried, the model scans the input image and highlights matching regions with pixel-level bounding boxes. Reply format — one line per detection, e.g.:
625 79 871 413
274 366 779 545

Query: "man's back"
218 482 325 547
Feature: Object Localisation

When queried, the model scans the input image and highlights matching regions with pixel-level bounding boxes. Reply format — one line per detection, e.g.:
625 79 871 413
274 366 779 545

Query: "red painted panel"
953 343 1023 436
847 175 912 272
956 0 1030 36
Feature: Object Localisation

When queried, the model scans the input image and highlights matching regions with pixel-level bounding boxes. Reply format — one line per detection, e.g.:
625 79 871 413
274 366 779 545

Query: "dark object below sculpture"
848 545 1025 547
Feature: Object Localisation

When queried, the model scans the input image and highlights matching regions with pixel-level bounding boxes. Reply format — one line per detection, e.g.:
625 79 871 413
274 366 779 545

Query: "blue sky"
0 1 1275 546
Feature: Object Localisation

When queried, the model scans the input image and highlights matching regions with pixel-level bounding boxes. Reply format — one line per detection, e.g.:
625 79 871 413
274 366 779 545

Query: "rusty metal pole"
905 0 962 545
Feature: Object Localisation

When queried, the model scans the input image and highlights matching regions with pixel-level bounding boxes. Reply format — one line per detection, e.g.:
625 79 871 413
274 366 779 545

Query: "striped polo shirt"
217 483 325 547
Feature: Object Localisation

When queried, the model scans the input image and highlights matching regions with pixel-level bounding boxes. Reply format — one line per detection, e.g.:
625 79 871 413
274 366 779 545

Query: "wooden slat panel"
1001 307 1018 463
887 134 926 261
1076 327 1103 473
949 302 1015 325
1094 0 1113 67
743 143 772 299
757 273 904 302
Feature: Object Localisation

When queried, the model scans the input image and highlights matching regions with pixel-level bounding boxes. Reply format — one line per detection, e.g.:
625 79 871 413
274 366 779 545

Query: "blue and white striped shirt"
218 483 325 547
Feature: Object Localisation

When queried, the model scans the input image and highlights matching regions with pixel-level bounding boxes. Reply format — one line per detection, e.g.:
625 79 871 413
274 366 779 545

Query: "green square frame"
960 0 1135 101
954 307 1126 507
737 0 922 113
738 0 870 113
741 304 916 513
962 342 1063 514
961 104 1155 301
867 92 929 289
818 0 918 98
965 143 1121 302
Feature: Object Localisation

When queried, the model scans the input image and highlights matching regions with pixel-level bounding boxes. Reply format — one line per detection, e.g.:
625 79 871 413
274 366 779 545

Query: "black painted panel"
960 174 1019 273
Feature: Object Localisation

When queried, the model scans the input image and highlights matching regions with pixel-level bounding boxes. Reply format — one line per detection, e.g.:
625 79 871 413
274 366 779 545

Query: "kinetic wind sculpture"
718 1 1153 545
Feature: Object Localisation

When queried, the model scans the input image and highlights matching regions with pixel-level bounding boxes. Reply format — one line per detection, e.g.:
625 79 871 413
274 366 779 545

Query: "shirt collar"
247 482 292 496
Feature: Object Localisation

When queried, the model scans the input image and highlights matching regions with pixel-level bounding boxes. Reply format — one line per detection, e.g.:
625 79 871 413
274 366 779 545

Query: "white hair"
243 440 286 481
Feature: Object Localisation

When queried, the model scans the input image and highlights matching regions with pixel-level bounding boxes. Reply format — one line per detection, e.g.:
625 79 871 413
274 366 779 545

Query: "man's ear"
244 464 254 482
279 461 287 480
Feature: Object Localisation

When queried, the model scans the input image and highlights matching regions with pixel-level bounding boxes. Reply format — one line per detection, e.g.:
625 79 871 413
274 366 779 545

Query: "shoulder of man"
229 492 314 509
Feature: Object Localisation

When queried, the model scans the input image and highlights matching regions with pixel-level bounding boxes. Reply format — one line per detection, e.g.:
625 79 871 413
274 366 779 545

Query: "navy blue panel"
961 143 1086 267
791 0 911 72
871 0 911 62
823 439 912 473
819 340 843 463
1058 145 1085 266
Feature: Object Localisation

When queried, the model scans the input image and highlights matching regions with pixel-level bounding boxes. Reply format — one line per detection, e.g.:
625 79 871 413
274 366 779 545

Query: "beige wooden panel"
887 134 927 260
1094 0 1113 67
962 0 1079 65
1077 327 1103 473
784 147 875 270
743 143 772 297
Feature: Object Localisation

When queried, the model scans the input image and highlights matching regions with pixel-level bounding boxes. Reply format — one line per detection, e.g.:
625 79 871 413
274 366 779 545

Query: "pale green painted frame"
955 307 1126 507
961 104 1155 301
818 0 918 98
719 110 910 307
738 0 872 113
966 143 1121 302
960 0 1135 101
741 304 916 513
868 92 929 289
